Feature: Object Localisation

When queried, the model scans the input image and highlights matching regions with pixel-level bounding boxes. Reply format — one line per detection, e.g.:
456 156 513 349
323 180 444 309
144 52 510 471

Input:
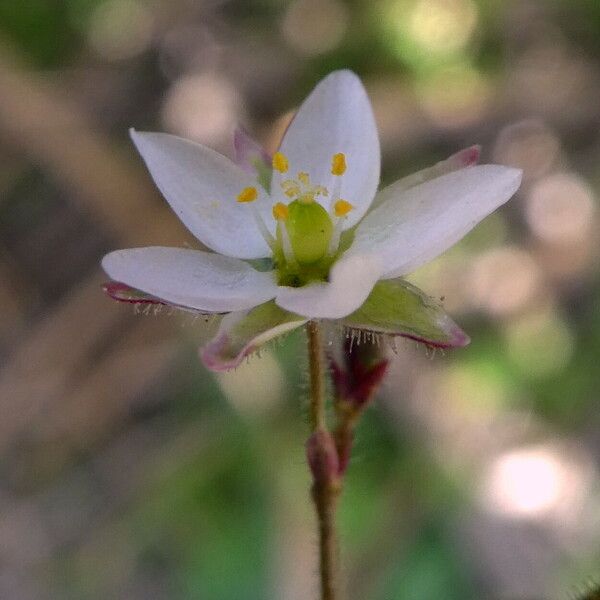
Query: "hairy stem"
312 479 339 600
307 320 326 430
306 320 340 600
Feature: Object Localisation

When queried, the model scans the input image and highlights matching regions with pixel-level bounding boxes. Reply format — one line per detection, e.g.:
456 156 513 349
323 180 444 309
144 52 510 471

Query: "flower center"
236 151 354 287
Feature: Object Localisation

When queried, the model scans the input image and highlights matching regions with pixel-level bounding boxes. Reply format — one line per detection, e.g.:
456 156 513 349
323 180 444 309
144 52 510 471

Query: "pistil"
237 151 352 281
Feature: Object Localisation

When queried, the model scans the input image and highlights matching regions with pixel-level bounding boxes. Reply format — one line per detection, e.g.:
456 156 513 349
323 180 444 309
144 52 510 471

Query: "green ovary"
281 200 333 265
274 199 336 287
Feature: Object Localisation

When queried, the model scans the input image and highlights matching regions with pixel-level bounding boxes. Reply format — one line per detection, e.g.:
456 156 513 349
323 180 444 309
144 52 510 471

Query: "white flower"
102 70 522 370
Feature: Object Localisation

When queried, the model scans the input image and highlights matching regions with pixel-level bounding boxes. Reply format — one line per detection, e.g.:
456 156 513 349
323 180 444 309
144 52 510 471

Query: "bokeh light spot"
417 64 490 128
281 0 349 56
468 246 543 317
408 0 478 55
493 120 561 182
504 309 574 378
481 444 592 521
526 173 595 245
161 73 240 145
217 350 284 416
87 0 154 61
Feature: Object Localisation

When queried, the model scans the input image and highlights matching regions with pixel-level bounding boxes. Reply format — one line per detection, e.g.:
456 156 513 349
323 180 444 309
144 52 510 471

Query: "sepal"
343 278 470 348
103 281 167 305
330 339 388 408
200 301 306 371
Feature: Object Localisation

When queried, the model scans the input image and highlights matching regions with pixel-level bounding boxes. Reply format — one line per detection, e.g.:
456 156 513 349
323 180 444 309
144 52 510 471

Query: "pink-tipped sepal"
102 281 166 305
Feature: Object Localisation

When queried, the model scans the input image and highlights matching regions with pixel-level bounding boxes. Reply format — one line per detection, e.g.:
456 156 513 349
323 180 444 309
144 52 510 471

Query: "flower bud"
306 429 340 485
330 338 389 410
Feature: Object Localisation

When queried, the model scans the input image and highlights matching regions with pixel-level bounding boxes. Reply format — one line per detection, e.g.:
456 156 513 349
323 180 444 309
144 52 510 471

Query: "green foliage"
0 0 77 66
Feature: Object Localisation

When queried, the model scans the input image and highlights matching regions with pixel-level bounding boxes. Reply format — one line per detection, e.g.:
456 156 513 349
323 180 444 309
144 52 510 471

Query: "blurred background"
0 0 599 598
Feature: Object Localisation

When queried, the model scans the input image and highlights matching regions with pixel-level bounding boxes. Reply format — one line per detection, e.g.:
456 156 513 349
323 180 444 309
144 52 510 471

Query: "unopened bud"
306 429 340 485
330 338 389 409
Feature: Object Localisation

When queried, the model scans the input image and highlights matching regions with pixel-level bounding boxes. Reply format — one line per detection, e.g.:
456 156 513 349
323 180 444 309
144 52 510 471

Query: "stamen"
331 153 347 176
314 185 329 197
272 202 289 221
272 152 289 173
328 200 353 256
276 217 297 267
328 154 346 211
237 186 258 203
328 220 344 256
334 199 353 217
329 177 341 212
251 208 275 249
237 186 275 247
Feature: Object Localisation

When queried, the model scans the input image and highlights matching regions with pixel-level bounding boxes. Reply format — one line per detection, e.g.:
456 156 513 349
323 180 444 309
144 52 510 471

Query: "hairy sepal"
343 279 470 348
200 301 307 371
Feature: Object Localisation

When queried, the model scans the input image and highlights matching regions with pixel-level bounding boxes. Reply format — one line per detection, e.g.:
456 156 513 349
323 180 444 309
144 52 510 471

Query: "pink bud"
451 144 481 168
233 127 271 174
330 339 389 409
306 429 340 484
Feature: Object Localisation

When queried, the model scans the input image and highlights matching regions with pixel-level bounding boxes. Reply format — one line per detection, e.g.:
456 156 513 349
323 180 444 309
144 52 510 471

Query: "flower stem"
307 320 326 430
306 320 340 600
313 479 339 600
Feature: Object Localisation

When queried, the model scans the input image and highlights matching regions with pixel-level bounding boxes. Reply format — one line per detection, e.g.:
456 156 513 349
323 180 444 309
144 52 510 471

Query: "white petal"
102 247 277 312
369 145 481 210
348 165 522 278
272 71 380 228
275 254 382 319
131 130 274 259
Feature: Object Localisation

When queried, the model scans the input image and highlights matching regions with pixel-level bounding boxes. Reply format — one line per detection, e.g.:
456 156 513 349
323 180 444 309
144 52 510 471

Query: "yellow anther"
272 202 289 221
272 152 289 173
334 199 354 217
237 186 258 203
331 153 347 176
298 172 310 186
